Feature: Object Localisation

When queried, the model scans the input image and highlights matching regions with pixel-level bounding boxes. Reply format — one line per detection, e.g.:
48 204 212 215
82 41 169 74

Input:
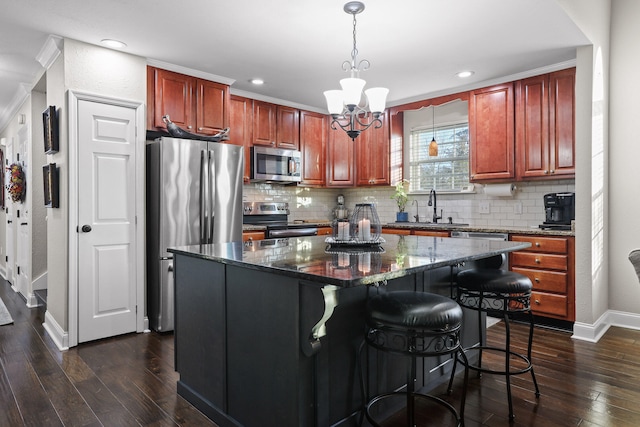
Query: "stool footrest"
459 346 533 376
365 391 462 427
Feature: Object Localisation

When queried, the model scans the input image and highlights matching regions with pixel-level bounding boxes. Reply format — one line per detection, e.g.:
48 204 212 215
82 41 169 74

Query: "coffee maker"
540 192 575 230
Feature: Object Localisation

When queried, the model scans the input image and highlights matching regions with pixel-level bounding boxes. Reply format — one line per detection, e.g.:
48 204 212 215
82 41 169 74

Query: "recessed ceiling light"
456 70 474 79
250 78 265 85
100 39 127 49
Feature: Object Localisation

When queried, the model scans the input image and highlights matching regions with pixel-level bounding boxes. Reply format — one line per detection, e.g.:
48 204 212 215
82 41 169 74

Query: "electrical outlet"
479 201 490 214
514 201 523 215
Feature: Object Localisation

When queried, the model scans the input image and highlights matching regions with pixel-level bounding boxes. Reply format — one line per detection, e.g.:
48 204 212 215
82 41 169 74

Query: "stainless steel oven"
250 146 301 183
243 201 318 238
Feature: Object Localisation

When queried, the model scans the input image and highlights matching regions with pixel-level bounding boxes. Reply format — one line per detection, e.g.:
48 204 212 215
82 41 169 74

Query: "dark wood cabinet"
356 112 390 186
300 110 327 186
516 68 575 180
510 234 575 322
229 95 253 183
326 127 355 187
469 82 515 182
277 105 300 150
252 101 300 149
147 67 229 135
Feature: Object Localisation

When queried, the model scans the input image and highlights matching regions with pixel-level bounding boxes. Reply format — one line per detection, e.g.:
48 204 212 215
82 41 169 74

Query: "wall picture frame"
43 163 59 208
43 105 59 154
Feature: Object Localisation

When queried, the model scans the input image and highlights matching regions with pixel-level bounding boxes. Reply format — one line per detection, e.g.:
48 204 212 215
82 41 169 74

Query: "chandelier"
324 1 388 141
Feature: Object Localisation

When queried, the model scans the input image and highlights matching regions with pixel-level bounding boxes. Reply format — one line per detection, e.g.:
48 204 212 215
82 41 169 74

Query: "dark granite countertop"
169 234 531 287
384 223 575 237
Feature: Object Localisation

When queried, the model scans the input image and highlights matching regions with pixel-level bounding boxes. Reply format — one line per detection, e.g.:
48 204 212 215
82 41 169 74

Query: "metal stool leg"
527 309 541 398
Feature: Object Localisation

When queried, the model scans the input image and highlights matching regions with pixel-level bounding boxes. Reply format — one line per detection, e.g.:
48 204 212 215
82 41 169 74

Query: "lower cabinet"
509 234 575 321
243 231 265 242
317 227 332 236
381 227 449 237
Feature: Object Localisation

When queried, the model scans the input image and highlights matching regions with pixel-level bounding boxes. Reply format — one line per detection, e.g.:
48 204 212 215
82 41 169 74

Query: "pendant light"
324 2 389 141
429 105 438 157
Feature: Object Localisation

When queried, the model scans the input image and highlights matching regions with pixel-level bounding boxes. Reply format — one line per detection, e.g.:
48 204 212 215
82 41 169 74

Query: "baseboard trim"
43 310 69 351
572 309 640 342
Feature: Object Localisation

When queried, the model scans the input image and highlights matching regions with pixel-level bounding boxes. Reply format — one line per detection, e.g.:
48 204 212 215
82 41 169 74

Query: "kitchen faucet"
428 189 443 223
412 200 420 222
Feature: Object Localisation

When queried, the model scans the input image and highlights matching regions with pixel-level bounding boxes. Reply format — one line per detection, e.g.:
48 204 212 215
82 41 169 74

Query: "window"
408 122 469 192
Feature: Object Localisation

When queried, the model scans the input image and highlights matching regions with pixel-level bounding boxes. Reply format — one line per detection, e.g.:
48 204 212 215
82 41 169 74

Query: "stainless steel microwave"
250 146 301 183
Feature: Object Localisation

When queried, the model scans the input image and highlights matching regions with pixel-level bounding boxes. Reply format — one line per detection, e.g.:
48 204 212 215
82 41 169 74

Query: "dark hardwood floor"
2 277 640 426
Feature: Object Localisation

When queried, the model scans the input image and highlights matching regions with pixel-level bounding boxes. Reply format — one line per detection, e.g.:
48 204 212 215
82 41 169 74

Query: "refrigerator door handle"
208 149 216 243
200 149 208 244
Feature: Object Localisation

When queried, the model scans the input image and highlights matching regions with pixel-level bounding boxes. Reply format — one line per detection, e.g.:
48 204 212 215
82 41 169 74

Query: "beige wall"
608 0 640 313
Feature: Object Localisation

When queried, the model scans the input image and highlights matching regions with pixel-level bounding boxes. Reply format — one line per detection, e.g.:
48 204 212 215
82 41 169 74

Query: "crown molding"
146 58 236 86
36 35 63 69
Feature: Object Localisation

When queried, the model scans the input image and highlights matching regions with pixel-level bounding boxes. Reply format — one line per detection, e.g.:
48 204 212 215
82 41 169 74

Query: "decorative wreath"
7 163 25 203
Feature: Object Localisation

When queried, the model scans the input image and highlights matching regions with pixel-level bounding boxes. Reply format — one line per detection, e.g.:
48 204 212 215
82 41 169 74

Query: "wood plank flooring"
2 277 640 426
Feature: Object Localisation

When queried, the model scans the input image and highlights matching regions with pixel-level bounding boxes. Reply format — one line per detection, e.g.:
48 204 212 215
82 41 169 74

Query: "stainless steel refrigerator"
146 137 244 332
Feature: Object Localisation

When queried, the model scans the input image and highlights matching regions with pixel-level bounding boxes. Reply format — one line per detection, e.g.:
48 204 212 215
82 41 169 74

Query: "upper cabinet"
147 66 229 135
469 82 515 182
229 95 253 183
356 112 390 186
252 101 300 150
300 110 327 186
516 68 575 180
326 126 355 187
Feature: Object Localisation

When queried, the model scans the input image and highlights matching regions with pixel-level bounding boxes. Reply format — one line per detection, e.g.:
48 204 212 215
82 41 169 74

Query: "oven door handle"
268 227 318 238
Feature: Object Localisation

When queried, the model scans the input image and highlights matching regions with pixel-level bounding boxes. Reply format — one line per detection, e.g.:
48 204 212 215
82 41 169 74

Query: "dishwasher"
450 230 510 270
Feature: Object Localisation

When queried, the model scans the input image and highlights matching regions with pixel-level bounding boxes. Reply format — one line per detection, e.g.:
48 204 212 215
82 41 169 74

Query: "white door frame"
68 90 146 347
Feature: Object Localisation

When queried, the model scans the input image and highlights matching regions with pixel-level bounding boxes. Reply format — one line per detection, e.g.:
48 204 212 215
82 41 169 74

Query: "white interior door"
5 137 14 285
15 126 29 299
77 99 137 343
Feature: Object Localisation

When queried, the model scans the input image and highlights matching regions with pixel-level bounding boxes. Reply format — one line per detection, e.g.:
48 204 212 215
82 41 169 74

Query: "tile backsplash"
243 180 575 228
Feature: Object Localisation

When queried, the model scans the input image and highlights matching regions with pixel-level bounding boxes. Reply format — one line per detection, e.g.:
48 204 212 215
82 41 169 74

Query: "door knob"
81 225 92 232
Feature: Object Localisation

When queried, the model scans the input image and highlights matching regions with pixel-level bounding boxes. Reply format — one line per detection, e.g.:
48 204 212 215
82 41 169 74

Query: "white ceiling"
0 0 589 131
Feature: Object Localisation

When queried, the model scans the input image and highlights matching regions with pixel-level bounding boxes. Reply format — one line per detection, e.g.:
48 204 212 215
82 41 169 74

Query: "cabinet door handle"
544 170 549 174
550 170 555 174
534 277 540 283
535 242 541 247
535 299 541 305
198 127 203 131
535 258 541 264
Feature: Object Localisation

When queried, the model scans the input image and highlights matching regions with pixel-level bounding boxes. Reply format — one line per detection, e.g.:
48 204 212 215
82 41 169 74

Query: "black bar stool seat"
364 291 469 427
449 256 540 421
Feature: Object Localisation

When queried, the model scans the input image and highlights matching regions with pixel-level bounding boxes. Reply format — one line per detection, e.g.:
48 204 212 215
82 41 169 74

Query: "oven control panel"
243 201 290 215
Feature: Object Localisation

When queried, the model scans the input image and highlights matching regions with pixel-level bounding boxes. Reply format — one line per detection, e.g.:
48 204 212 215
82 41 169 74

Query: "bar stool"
363 290 469 427
448 255 540 420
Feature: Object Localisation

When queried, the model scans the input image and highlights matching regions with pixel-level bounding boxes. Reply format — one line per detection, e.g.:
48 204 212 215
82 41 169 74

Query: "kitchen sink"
413 222 469 227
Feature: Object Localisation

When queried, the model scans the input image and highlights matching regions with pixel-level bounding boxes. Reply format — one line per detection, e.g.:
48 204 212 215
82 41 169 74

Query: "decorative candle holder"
350 203 381 243
332 218 351 241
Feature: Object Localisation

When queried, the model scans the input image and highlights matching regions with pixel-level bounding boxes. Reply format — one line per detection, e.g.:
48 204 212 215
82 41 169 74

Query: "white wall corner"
36 35 63 69
43 310 69 351
571 309 640 343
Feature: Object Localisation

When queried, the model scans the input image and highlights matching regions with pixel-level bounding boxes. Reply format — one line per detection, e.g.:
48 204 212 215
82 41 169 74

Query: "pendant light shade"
429 106 438 156
365 87 389 114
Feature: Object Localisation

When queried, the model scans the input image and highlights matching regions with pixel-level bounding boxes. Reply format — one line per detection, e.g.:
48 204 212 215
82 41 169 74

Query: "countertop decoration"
327 202 383 247
391 179 410 222
7 163 25 203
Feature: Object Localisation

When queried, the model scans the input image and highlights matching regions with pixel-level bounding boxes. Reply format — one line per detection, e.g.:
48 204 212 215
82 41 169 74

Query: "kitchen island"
169 234 530 427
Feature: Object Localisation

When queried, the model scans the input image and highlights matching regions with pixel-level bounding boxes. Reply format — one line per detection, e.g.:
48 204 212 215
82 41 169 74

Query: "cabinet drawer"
511 252 568 271
412 230 450 237
243 231 265 242
512 267 568 293
510 235 568 254
381 228 411 236
530 291 568 318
